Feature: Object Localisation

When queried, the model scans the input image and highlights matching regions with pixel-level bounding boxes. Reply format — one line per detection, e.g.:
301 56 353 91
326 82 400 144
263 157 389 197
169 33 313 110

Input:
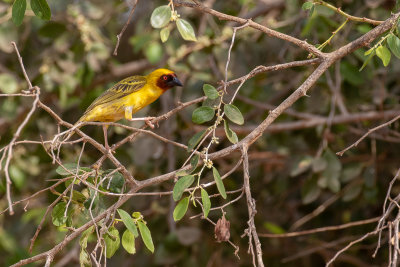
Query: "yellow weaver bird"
69 68 182 149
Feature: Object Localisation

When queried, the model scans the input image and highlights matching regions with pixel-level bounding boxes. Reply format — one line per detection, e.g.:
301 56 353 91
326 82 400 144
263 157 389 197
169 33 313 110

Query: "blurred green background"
1 0 400 266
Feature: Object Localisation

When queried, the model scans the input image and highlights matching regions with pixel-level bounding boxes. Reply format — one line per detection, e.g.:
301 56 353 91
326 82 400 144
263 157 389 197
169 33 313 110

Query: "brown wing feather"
82 76 146 116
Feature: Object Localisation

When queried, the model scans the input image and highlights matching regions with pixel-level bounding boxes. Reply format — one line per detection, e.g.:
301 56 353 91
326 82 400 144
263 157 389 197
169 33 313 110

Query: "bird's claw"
145 117 157 129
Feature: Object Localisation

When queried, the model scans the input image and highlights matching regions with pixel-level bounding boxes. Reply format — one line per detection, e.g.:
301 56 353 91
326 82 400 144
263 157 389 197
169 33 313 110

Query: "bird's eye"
163 75 168 81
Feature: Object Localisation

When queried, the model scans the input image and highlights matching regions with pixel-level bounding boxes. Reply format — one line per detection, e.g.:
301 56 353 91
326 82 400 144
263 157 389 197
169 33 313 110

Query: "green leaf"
301 175 321 204
387 33 400 59
108 171 124 193
56 163 91 176
376 45 391 66
224 104 244 125
72 190 87 203
224 120 238 144
173 196 190 221
359 51 375 71
173 175 195 201
122 229 136 254
212 167 227 199
290 156 313 177
52 202 67 226
104 226 120 258
79 250 92 267
192 106 215 124
364 47 375 56
160 27 170 43
132 212 141 219
203 84 219 100
201 188 211 218
117 209 139 237
31 0 51 20
342 183 362 202
176 18 197 41
318 149 342 193
263 221 285 234
187 129 206 151
144 42 162 64
302 2 313 10
188 154 199 174
12 0 26 26
0 74 18 94
137 221 154 253
150 5 171 28
80 226 94 249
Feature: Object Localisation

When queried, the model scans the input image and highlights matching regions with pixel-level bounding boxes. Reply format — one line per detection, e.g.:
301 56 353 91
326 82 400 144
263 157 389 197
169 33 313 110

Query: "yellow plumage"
66 68 182 148
79 68 179 123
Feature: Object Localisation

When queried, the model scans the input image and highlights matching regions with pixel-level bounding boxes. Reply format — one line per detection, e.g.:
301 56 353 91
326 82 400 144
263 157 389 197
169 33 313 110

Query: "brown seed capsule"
215 215 230 242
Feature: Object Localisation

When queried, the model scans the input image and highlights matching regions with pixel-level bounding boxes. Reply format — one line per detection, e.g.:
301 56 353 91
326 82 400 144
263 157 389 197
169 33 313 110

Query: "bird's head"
147 68 183 90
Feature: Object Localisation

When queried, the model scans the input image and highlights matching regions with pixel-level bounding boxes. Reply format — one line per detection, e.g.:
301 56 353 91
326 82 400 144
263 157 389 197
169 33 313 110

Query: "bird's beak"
173 76 183 87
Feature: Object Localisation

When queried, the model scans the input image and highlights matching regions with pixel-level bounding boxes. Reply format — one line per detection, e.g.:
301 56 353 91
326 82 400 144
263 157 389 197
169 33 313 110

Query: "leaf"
108 171 124 193
173 196 190 221
56 163 91 176
312 157 327 173
387 33 400 59
212 167 227 199
72 190 87 203
173 175 195 201
137 221 154 253
160 27 170 43
187 129 206 151
290 156 313 177
224 120 238 144
80 226 94 249
150 5 171 28
302 2 313 10
318 149 342 193
301 175 321 204
12 0 26 26
0 74 18 94
31 0 51 20
359 51 375 71
376 45 391 67
79 250 92 267
104 227 120 258
52 202 67 226
117 209 139 237
201 188 211 218
176 18 197 41
342 183 362 202
192 106 215 124
224 104 244 125
263 222 285 234
188 154 199 174
203 84 219 100
122 229 136 254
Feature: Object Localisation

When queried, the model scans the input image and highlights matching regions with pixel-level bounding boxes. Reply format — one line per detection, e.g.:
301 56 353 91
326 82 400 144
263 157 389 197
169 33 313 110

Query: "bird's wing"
83 75 147 114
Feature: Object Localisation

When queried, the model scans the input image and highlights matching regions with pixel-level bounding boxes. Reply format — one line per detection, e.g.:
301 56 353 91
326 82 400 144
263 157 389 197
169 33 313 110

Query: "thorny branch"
2 1 400 266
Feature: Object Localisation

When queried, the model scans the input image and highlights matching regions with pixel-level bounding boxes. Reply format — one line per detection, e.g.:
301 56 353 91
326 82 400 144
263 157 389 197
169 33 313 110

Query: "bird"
67 68 183 150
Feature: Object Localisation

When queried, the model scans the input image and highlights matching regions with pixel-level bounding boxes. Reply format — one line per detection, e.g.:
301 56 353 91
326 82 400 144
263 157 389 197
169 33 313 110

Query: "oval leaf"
150 5 171 28
160 27 170 43
224 120 238 144
187 129 206 151
224 104 244 125
192 106 215 124
12 0 26 26
203 84 219 100
173 175 194 201
173 196 189 221
122 229 136 254
387 33 400 59
137 221 154 253
31 0 51 20
376 45 391 67
212 167 227 199
52 202 67 226
117 209 139 237
104 226 120 258
176 18 197 41
201 188 211 218
302 2 313 10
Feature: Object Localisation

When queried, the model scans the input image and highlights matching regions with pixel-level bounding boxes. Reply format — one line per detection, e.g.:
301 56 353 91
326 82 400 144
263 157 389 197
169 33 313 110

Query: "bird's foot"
144 117 157 129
